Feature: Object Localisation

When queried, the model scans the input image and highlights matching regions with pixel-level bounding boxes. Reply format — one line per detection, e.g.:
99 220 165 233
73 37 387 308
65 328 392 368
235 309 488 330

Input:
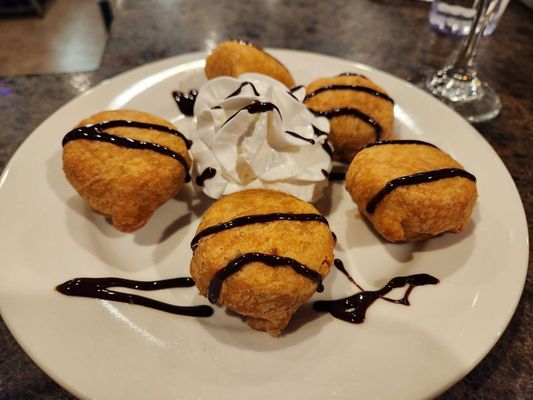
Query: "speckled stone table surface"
0 0 531 399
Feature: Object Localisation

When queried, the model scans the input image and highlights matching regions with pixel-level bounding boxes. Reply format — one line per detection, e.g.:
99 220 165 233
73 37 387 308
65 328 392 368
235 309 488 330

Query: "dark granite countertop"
0 0 531 399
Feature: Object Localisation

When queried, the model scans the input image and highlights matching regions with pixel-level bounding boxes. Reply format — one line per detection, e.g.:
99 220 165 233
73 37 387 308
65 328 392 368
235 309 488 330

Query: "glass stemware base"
425 65 501 123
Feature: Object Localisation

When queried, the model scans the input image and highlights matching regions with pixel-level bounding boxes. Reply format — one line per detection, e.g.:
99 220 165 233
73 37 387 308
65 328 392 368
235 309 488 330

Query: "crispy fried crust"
205 41 295 88
190 189 334 335
345 143 477 242
62 110 191 232
304 75 394 162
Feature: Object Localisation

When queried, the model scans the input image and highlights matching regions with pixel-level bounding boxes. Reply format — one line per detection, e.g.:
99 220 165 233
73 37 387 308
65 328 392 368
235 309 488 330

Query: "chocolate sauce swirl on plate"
366 168 477 214
195 167 217 186
333 258 364 291
207 252 324 304
56 276 213 317
172 90 198 117
314 273 439 324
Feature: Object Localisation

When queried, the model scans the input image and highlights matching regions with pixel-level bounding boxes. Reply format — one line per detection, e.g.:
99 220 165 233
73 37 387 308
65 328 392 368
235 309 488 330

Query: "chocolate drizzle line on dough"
222 101 282 127
366 168 477 214
63 128 191 183
362 139 437 151
196 167 217 186
338 72 368 79
225 81 261 98
67 120 192 148
191 213 331 250
305 85 394 104
207 252 324 304
285 130 315 144
310 108 383 140
172 90 198 117
56 277 214 317
313 273 439 324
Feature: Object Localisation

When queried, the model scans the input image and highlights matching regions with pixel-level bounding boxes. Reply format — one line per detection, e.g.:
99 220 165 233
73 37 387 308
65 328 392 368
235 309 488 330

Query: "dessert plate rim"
0 49 528 400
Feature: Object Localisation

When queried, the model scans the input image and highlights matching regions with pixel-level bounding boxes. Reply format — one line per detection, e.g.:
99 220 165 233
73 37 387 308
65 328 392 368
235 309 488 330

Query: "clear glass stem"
452 0 491 73
425 0 502 122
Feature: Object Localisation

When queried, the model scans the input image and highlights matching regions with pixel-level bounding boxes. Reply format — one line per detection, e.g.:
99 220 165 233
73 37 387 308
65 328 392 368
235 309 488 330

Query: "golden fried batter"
190 189 335 335
62 110 191 232
305 74 394 162
205 41 295 88
345 141 477 242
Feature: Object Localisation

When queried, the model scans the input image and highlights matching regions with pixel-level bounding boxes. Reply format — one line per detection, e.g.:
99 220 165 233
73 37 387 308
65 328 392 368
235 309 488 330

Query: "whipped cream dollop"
190 73 332 202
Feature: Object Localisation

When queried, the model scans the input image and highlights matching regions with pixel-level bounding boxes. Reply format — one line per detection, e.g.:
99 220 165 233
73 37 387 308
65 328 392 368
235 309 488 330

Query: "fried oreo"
205 40 295 88
189 189 335 335
345 140 477 242
305 73 394 162
62 110 191 232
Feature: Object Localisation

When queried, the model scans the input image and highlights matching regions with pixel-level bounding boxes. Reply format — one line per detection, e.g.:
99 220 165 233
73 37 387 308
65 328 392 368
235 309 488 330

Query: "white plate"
0 50 528 400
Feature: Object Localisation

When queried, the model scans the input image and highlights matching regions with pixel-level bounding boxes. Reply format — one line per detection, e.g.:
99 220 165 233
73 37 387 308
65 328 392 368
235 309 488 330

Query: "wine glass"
424 0 502 123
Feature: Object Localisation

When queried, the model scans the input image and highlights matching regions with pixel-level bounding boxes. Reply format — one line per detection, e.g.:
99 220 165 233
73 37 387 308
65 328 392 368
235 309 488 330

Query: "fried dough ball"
190 189 334 335
345 141 477 242
62 110 191 232
205 40 295 88
304 74 394 162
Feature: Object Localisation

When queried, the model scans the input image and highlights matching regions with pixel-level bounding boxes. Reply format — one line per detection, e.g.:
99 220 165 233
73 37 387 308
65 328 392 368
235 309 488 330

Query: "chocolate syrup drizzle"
310 108 383 140
305 85 394 104
64 120 192 149
311 125 334 158
313 272 439 324
56 276 213 317
287 85 305 101
195 167 217 186
172 90 198 116
328 171 346 181
222 101 282 127
62 123 192 182
362 139 437 151
190 213 331 250
225 82 260 98
366 168 477 214
333 258 364 291
284 130 315 144
312 125 328 136
207 252 324 304
338 72 367 79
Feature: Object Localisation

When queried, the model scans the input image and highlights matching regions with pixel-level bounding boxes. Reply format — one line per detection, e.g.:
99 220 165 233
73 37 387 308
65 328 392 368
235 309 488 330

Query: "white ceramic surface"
0 50 528 400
